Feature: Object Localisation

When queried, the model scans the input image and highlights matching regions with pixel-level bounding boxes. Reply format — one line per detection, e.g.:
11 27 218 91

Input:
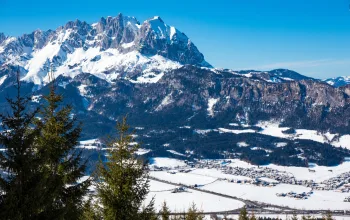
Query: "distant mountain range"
324 76 350 87
0 14 349 167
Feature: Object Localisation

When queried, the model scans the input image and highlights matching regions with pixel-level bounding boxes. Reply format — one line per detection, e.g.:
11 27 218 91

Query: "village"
320 171 350 192
150 159 350 196
276 191 313 200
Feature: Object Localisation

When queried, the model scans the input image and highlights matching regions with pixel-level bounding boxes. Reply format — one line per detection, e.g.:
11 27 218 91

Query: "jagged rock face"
136 17 208 66
93 14 139 49
0 14 210 86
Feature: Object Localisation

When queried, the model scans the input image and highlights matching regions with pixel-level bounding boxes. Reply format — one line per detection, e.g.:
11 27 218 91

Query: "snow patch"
149 157 187 168
167 150 186 157
0 75 7 85
155 92 173 111
218 128 255 134
31 95 42 103
207 98 219 117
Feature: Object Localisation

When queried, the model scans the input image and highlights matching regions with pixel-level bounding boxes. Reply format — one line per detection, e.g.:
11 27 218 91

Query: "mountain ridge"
0 13 210 85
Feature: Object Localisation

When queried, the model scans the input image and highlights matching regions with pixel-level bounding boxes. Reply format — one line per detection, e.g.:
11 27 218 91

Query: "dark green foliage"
239 206 249 220
185 202 204 220
0 72 43 219
139 198 158 220
33 85 90 219
250 212 257 220
95 117 154 220
159 201 171 220
81 198 101 220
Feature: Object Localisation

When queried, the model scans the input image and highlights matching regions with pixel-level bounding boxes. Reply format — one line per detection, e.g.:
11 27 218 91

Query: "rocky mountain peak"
136 16 209 67
0 13 212 85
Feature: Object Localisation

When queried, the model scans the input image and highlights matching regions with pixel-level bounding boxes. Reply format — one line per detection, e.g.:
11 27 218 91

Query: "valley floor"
146 157 350 217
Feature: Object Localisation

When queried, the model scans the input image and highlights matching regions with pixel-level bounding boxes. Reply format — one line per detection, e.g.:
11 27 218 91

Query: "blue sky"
0 0 349 78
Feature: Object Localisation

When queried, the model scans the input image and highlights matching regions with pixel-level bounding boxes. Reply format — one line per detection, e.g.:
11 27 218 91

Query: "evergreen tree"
239 206 249 220
0 70 43 219
140 198 158 220
81 197 101 220
159 201 171 220
95 117 154 220
250 212 257 220
34 83 90 219
185 202 204 220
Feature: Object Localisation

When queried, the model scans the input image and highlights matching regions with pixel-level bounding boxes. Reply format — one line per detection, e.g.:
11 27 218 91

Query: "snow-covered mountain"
324 76 350 87
0 14 210 86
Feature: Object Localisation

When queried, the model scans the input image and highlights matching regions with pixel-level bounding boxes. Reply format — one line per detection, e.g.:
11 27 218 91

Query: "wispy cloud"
243 59 350 71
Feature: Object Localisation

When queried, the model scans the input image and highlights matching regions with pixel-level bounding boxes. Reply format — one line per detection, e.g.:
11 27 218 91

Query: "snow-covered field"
149 157 350 211
146 180 245 212
150 171 217 186
149 157 187 168
203 181 349 210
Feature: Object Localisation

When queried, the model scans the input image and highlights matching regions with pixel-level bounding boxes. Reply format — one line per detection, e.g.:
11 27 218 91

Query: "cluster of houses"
221 177 278 187
190 160 317 188
319 171 350 192
276 191 313 200
222 166 302 186
192 160 350 192
171 186 187 193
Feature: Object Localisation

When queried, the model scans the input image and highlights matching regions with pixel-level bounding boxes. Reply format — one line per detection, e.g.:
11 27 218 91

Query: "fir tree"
239 206 249 220
0 70 42 219
185 202 204 220
140 198 158 220
250 212 257 220
81 197 102 220
34 82 90 219
159 201 171 220
95 117 154 220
